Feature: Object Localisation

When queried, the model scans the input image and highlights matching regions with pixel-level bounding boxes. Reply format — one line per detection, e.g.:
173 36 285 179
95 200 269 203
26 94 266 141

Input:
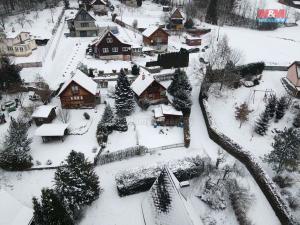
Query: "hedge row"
115 156 212 196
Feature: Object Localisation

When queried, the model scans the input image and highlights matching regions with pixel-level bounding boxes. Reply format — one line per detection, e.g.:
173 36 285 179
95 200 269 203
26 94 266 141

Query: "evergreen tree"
254 112 269 136
184 18 194 29
114 116 128 132
0 56 21 89
293 111 300 128
63 0 70 8
264 128 300 173
115 69 135 117
172 89 192 112
0 118 32 170
54 150 100 214
137 0 142 7
168 69 192 112
33 188 74 225
265 94 277 119
205 0 218 25
97 104 114 135
168 69 192 96
131 64 140 75
275 96 288 122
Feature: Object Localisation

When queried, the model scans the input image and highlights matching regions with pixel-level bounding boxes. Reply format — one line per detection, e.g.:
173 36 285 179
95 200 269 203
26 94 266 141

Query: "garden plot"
29 106 105 167
3 5 64 39
207 71 289 160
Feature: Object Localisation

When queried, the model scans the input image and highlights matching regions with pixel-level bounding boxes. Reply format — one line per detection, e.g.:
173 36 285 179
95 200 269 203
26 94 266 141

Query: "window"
80 96 83 100
103 48 109 53
20 47 23 52
7 47 13 51
70 97 73 100
81 22 89 27
112 47 118 53
71 85 79 94
148 93 153 99
106 38 113 43
122 47 130 52
15 47 19 52
81 14 86 20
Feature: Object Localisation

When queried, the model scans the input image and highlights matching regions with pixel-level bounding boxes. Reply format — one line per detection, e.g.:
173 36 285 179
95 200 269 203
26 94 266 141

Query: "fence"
153 72 174 81
95 145 148 165
264 66 288 71
148 143 184 152
114 18 142 35
199 89 294 225
17 61 42 68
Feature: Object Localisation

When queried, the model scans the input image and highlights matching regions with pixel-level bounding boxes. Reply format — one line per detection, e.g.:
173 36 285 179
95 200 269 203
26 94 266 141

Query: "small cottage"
169 8 184 30
0 190 34 225
185 35 201 46
91 28 132 60
153 104 183 126
35 123 69 142
67 8 99 37
131 73 168 105
285 61 300 97
58 70 100 109
32 105 56 126
142 26 169 52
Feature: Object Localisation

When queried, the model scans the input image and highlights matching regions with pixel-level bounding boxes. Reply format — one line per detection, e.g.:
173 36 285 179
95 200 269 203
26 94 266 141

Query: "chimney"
142 73 145 80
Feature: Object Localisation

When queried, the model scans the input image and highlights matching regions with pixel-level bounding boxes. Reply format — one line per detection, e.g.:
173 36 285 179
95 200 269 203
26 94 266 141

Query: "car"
188 48 200 53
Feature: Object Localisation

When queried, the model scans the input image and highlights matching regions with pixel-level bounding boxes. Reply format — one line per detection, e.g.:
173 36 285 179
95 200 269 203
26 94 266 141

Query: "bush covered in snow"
115 156 212 196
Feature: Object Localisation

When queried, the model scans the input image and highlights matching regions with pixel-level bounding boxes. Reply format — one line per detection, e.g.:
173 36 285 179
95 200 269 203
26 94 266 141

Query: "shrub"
46 159 52 165
83 112 90 120
235 62 265 78
272 175 294 188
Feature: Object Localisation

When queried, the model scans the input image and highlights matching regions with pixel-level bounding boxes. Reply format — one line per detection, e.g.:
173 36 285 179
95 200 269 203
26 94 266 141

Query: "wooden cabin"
185 36 201 46
169 8 184 30
35 123 69 142
153 104 183 126
58 70 100 109
91 29 131 60
32 105 56 126
131 73 168 105
285 61 300 97
90 0 108 15
142 27 169 52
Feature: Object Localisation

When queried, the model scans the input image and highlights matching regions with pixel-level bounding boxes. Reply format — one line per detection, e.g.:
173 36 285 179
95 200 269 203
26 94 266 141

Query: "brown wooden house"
153 104 183 126
169 8 184 30
185 36 201 46
285 61 300 97
58 70 100 109
142 27 169 52
131 73 168 105
32 105 56 126
91 29 131 60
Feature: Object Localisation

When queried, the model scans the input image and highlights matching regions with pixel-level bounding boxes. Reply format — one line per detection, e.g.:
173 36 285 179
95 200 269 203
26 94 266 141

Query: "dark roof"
171 8 184 19
73 8 95 21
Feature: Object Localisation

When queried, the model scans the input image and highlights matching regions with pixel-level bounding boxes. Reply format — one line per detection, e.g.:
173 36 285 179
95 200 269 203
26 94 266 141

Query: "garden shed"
35 123 69 142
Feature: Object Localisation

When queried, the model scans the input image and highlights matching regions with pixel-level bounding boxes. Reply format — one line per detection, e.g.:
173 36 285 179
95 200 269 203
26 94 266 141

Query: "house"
119 0 138 7
66 8 99 37
131 73 168 105
169 8 184 30
0 190 34 225
0 32 37 57
141 167 203 225
58 70 100 109
90 0 108 15
285 61 300 97
142 26 169 52
185 35 201 46
35 123 69 142
131 44 143 56
91 28 132 60
32 105 56 126
153 104 183 126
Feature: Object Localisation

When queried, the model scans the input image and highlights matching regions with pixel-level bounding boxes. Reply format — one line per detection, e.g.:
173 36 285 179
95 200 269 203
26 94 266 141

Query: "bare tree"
58 109 70 123
235 102 252 128
49 6 56 23
15 15 33 28
0 14 7 30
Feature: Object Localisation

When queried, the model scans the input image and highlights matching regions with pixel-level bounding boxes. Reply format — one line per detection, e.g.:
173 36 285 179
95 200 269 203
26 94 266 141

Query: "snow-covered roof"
35 123 69 137
170 8 184 19
141 167 203 225
91 0 106 5
142 46 155 52
0 190 33 225
32 105 56 118
92 28 131 46
154 104 183 118
58 70 98 96
130 73 155 96
142 26 159 38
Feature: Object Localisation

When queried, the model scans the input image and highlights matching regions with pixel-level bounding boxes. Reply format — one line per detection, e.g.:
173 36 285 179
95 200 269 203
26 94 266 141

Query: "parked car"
3 101 16 113
188 48 200 53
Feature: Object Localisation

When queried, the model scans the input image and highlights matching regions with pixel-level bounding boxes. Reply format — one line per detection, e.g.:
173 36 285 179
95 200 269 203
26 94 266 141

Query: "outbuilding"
153 104 183 126
32 105 56 126
35 123 69 142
